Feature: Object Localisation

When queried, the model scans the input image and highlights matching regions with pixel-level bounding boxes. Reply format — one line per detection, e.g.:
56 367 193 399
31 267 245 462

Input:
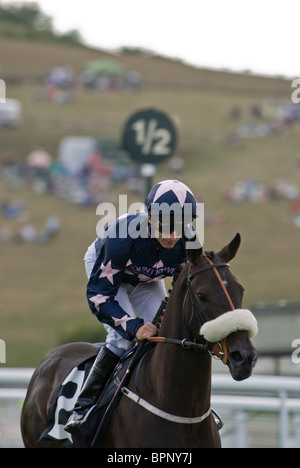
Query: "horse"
21 233 258 448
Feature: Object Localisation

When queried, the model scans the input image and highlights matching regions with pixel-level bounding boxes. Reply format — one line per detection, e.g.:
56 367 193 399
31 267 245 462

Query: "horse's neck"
159 271 198 342
147 280 212 413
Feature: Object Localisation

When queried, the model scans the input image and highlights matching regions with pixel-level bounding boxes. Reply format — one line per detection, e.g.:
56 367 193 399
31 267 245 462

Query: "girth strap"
121 387 211 424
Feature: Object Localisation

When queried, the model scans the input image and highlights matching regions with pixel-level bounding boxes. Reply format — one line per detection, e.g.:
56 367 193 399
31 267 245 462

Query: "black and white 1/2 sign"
122 108 177 164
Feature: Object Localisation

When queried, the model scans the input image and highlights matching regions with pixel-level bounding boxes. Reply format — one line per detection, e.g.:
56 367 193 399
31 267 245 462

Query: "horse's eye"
197 293 208 303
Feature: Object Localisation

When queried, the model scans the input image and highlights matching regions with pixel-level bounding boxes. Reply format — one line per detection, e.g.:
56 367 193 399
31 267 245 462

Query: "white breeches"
104 280 166 357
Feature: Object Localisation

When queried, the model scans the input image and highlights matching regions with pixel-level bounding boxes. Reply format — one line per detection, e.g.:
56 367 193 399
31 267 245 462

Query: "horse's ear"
187 236 203 265
217 233 241 262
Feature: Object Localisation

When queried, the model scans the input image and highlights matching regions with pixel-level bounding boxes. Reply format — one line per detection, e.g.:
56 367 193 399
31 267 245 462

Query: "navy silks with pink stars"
87 212 190 341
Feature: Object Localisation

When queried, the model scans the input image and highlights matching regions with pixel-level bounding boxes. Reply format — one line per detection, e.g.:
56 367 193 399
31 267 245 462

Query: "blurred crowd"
0 145 187 245
34 63 142 105
226 99 300 145
222 178 300 229
0 196 60 245
0 147 142 206
222 179 299 204
1 149 61 246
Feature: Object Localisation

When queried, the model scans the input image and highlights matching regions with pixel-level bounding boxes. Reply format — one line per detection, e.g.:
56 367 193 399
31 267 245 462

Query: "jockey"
65 179 198 433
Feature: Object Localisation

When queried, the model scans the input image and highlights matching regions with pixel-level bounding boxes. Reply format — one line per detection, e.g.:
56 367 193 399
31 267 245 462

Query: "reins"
147 330 228 363
147 336 207 351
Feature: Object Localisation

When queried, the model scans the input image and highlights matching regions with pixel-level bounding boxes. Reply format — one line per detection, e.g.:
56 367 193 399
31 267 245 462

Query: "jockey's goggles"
151 215 192 236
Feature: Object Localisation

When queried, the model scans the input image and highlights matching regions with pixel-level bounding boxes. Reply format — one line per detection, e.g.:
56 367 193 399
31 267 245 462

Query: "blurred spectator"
1 199 25 219
44 65 74 88
289 200 300 215
45 216 60 238
274 180 299 200
1 151 24 188
27 148 53 193
86 151 112 177
250 105 262 119
125 71 141 90
20 225 36 242
36 216 60 245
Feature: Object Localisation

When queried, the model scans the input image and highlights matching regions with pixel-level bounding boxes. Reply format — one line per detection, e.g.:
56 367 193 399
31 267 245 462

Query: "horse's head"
185 233 258 381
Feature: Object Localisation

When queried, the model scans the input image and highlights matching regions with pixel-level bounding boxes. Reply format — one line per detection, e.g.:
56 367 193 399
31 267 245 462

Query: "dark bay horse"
21 234 258 448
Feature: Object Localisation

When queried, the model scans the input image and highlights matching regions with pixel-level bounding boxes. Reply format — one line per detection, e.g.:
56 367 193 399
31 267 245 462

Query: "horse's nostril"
229 351 244 365
229 349 258 367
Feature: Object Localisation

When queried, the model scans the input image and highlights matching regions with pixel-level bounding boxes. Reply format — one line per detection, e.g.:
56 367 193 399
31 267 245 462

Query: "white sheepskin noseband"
199 309 258 343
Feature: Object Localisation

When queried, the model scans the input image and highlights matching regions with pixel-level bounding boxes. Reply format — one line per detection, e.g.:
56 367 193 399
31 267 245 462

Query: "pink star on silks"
89 294 110 312
112 315 136 331
153 180 194 207
99 260 120 284
152 260 164 269
125 258 134 275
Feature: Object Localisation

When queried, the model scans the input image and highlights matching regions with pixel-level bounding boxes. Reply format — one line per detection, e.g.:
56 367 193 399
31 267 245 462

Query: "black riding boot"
64 346 119 433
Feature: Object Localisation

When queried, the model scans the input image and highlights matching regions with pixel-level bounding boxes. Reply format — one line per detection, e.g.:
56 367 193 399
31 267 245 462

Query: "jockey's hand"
136 322 158 341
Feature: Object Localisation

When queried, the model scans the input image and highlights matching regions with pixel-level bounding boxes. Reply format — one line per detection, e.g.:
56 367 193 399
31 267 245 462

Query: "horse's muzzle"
227 342 257 380
199 310 258 381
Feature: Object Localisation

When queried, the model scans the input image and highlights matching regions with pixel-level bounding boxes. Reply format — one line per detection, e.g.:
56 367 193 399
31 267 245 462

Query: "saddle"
39 341 154 448
73 341 154 448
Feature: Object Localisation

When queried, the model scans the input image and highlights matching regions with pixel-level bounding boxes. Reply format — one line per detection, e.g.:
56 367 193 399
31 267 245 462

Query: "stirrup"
65 411 85 433
65 406 94 434
212 409 223 430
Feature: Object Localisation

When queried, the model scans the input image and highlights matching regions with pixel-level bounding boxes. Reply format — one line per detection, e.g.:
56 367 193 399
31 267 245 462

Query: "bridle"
187 253 233 363
149 253 235 364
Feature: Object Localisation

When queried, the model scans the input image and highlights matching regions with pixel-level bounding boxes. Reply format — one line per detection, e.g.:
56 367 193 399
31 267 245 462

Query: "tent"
84 59 127 77
57 136 98 176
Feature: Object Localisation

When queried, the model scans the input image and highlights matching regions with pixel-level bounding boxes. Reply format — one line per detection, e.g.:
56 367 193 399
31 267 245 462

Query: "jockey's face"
148 216 182 249
156 231 181 249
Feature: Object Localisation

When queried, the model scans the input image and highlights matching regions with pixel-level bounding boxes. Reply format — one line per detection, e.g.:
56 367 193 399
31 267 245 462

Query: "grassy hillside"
0 37 299 366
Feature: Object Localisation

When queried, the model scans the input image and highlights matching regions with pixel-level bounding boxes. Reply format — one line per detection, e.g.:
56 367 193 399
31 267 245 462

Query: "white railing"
0 368 33 385
211 374 300 448
1 369 300 448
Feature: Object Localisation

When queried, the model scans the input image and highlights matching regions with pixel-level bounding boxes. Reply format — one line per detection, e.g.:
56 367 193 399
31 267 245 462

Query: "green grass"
0 38 299 366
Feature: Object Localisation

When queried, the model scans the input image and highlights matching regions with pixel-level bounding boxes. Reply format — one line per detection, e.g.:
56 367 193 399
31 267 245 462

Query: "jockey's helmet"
145 180 197 236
